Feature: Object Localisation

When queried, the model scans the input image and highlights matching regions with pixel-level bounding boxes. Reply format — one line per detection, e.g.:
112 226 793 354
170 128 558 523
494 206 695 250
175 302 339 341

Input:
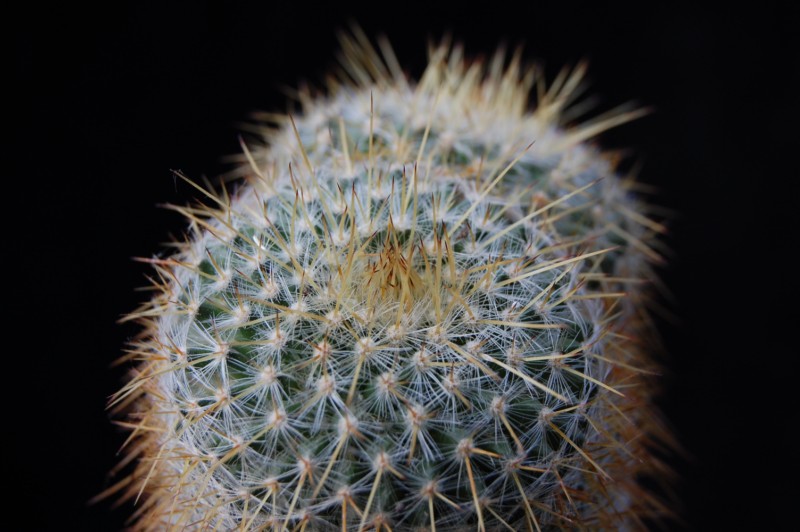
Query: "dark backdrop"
12 3 796 530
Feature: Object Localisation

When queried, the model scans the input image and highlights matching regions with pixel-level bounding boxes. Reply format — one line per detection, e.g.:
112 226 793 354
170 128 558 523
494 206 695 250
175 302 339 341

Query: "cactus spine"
112 35 669 530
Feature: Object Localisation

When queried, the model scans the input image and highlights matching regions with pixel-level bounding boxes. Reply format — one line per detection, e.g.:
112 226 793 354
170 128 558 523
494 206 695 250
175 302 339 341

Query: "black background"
12 3 796 530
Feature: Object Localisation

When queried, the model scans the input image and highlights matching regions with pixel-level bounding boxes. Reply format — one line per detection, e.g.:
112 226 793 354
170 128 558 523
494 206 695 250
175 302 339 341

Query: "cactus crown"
112 32 668 531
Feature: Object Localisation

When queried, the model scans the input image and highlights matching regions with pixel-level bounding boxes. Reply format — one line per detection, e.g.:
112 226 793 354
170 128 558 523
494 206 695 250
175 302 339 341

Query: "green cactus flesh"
113 36 669 531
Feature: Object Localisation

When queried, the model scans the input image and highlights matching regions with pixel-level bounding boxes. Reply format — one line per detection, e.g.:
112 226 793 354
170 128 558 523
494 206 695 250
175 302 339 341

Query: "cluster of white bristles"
109 31 670 531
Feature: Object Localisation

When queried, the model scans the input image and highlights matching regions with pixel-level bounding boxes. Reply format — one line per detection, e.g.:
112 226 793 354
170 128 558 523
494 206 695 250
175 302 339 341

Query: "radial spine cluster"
112 33 669 531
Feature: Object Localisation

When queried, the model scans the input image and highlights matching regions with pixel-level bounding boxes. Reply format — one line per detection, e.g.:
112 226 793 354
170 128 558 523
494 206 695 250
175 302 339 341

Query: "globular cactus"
111 34 670 531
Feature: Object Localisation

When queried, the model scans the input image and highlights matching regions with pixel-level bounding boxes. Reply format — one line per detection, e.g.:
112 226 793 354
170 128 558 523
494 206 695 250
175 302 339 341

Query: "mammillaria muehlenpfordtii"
111 34 670 531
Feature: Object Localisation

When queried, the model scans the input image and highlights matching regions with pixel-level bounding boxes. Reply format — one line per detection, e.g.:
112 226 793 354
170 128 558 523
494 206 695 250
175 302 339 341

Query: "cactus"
111 34 670 531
